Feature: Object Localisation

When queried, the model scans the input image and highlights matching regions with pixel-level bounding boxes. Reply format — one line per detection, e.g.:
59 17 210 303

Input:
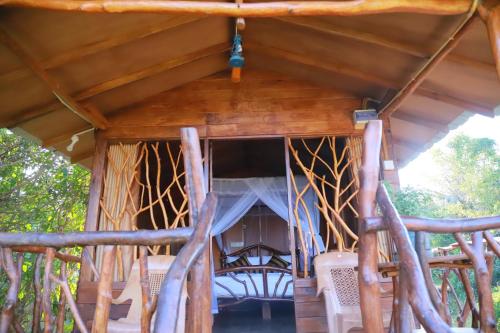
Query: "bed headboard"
221 243 290 267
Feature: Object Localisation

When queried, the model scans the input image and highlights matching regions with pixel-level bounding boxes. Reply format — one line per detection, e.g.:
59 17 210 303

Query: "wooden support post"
357 120 385 332
43 248 55 333
139 246 154 333
80 132 108 282
454 232 496 332
181 128 212 333
479 2 500 79
92 245 116 333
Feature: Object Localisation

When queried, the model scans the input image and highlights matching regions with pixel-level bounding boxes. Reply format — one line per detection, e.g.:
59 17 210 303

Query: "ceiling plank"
245 40 401 89
0 0 472 16
378 14 479 119
0 27 110 129
415 87 495 117
0 15 202 83
2 42 230 129
76 42 230 100
447 54 497 72
274 17 429 58
392 137 423 151
391 110 448 131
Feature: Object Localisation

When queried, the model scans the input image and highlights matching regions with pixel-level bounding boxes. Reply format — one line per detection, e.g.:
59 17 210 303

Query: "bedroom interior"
0 1 499 332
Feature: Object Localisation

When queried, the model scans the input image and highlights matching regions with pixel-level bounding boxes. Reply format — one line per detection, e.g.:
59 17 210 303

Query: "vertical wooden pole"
181 128 211 333
357 120 385 332
92 245 116 333
32 253 43 333
56 262 67 333
284 137 298 279
80 131 108 282
43 248 55 333
0 248 22 333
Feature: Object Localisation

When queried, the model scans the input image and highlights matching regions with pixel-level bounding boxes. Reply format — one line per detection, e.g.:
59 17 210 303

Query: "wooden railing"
358 120 500 333
0 127 215 333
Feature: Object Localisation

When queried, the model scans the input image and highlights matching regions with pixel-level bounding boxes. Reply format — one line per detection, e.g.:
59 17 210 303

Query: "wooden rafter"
0 0 472 17
274 17 429 58
378 14 479 119
245 40 401 88
0 27 110 129
3 42 229 129
0 15 202 84
391 110 449 131
415 87 495 117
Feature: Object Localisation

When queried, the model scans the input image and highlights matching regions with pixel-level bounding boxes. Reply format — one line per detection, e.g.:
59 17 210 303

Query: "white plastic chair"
314 251 391 333
108 255 187 333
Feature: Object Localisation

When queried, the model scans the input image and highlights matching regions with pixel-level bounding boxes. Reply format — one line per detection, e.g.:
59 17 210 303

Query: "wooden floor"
213 301 296 333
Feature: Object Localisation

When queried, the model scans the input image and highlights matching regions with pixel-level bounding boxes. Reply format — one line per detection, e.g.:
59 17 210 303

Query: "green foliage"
0 128 90 330
392 133 500 328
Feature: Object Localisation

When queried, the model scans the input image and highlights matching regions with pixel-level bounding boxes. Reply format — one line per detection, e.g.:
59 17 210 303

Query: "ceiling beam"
274 17 429 58
415 87 495 117
378 14 478 119
245 40 401 88
447 54 498 72
0 0 472 17
0 15 202 84
71 149 94 164
390 110 448 131
479 2 500 79
2 42 230 129
0 27 110 129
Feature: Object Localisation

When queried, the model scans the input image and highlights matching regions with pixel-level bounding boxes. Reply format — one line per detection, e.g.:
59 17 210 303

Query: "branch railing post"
0 248 22 333
92 245 117 333
377 185 452 333
180 127 212 333
357 120 385 332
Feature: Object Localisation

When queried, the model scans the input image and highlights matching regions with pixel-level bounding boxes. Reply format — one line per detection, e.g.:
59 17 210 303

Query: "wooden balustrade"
356 120 499 333
0 224 213 333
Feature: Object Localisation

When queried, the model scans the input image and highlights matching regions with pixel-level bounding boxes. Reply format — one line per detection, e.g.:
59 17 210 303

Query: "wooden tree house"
0 1 499 333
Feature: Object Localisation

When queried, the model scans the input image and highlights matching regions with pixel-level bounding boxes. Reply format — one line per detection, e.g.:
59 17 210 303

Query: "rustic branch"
0 0 472 16
155 193 217 333
0 228 192 247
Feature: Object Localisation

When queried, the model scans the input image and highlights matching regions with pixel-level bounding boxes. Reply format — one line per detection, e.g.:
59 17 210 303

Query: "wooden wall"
102 69 363 141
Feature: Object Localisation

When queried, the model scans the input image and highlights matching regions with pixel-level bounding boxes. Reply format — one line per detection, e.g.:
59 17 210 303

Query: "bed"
214 244 294 316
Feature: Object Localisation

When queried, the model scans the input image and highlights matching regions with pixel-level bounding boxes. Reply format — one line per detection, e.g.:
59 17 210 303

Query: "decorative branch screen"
288 135 393 276
95 141 189 281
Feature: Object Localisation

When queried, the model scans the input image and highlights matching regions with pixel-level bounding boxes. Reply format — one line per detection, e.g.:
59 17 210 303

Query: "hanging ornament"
229 33 244 83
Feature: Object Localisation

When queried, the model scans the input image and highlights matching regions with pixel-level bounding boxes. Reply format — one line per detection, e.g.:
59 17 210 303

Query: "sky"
398 112 500 191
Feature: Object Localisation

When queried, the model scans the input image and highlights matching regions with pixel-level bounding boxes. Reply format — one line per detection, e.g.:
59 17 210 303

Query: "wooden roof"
0 5 498 168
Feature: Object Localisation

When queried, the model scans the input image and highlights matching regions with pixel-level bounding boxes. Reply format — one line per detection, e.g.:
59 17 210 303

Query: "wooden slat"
0 15 202 83
274 17 429 58
390 110 448 131
0 27 110 129
245 40 401 88
4 43 230 129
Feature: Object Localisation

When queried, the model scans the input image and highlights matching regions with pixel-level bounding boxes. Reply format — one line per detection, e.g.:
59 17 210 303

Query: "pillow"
226 256 239 264
247 256 272 266
268 255 290 270
226 255 250 269
279 255 292 263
